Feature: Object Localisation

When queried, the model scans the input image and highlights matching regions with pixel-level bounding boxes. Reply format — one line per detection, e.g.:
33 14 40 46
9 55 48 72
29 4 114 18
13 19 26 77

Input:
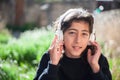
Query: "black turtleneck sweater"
34 51 112 80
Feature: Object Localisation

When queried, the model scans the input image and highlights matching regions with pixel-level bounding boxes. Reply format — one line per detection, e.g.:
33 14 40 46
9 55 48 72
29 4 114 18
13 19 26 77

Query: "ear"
62 40 64 45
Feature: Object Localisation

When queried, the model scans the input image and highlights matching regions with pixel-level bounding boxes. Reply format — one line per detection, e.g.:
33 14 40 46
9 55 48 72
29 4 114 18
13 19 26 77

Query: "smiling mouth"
73 46 82 50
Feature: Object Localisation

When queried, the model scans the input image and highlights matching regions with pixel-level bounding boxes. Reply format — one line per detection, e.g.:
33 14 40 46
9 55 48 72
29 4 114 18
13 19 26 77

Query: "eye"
82 33 88 36
69 31 76 34
68 31 77 36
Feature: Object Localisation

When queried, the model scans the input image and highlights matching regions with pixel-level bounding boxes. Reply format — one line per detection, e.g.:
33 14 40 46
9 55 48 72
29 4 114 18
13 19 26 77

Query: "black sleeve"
92 54 112 80
33 52 59 80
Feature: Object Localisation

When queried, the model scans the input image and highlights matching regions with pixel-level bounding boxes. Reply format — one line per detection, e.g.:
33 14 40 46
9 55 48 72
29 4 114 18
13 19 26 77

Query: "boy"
34 8 112 80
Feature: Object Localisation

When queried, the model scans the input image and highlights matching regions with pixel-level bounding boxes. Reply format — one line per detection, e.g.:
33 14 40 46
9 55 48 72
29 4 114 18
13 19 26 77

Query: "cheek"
83 39 89 46
63 36 73 46
63 37 69 45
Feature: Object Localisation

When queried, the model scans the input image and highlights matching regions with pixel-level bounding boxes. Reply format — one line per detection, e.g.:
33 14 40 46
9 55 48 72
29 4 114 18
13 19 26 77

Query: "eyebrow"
67 28 77 31
67 28 89 33
81 30 89 33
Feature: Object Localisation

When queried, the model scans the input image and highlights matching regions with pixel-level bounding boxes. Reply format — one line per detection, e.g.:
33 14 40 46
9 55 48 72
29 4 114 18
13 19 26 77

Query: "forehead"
68 21 89 31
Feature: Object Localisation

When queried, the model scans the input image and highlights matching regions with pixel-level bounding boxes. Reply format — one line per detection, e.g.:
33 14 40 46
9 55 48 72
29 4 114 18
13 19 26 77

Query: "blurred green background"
0 0 120 80
0 28 54 80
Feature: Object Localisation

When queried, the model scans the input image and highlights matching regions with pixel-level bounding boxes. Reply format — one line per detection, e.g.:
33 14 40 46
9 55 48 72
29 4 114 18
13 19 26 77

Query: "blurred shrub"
111 58 120 80
6 22 37 32
0 28 54 65
0 60 19 80
0 60 36 80
0 29 12 43
0 28 54 80
98 40 120 80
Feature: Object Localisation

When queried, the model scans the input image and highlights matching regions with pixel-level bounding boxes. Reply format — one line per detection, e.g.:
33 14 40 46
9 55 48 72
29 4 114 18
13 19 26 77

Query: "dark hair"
54 8 94 34
61 16 94 34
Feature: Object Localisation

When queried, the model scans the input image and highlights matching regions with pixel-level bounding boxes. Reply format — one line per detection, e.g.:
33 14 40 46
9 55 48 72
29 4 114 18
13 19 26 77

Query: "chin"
71 52 82 58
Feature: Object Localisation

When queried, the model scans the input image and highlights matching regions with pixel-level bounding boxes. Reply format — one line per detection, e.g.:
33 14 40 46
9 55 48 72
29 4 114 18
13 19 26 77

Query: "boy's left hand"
87 41 101 73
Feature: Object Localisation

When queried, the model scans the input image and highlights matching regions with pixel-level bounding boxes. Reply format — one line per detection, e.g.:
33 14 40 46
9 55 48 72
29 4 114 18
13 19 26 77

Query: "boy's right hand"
49 35 63 65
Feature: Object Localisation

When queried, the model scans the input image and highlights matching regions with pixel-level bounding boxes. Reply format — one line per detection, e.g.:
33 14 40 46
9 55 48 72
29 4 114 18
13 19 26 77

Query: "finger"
55 41 64 53
91 42 101 56
93 42 101 51
87 49 92 58
52 35 58 45
89 42 99 50
49 35 58 50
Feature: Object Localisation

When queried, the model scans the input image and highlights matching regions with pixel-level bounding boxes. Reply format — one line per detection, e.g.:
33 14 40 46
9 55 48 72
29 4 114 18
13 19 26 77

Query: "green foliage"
6 22 37 32
0 60 19 80
0 28 54 64
0 28 54 80
0 60 36 80
111 58 120 80
0 29 12 43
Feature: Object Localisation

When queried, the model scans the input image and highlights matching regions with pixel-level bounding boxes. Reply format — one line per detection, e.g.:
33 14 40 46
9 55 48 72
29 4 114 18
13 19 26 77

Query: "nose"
75 34 82 43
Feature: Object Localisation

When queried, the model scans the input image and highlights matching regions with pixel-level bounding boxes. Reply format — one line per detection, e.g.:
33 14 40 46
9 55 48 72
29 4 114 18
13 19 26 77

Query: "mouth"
72 46 82 50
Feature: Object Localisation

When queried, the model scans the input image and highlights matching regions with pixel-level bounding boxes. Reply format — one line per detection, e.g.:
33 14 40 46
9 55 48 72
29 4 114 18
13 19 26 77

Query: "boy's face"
63 21 90 58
